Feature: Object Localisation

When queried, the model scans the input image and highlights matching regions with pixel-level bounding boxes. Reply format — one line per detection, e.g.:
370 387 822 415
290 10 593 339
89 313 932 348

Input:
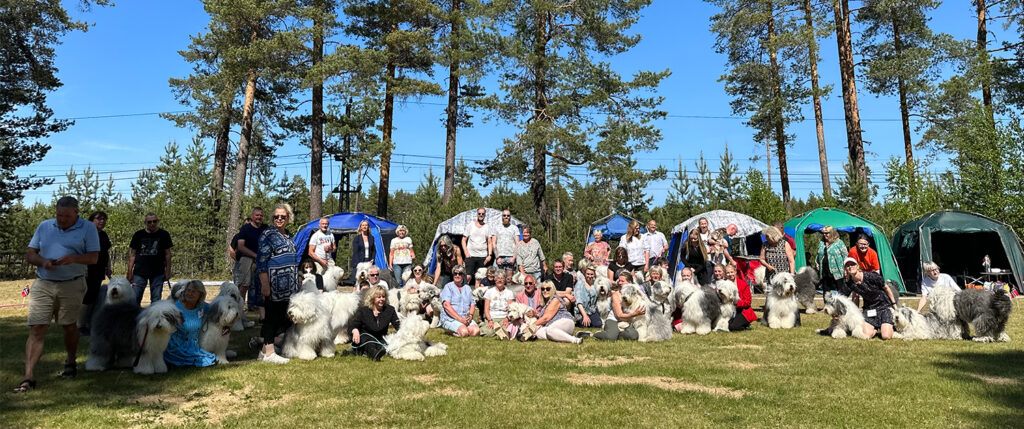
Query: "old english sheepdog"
199 295 240 363
134 299 183 375
793 266 819 313
320 290 362 344
951 288 1013 342
384 313 448 361
86 278 141 371
765 272 800 329
503 301 538 341
322 265 346 292
216 281 250 331
713 280 739 332
354 261 375 286
892 305 961 341
595 276 614 321
639 280 674 342
676 283 722 335
282 290 336 359
818 293 871 339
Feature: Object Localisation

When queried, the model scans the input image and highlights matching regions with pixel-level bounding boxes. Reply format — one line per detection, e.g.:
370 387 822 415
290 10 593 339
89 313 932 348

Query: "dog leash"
133 325 150 368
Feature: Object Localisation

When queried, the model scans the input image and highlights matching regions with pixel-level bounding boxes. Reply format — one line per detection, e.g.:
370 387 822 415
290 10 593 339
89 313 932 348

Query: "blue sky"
18 1 999 206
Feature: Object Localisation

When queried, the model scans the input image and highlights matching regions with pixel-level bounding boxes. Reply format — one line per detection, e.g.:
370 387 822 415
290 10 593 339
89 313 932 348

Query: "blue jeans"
392 263 411 286
132 274 165 305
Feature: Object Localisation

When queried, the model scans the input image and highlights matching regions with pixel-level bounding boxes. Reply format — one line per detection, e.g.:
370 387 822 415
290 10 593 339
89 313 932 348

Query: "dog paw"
972 336 995 343
805 307 817 314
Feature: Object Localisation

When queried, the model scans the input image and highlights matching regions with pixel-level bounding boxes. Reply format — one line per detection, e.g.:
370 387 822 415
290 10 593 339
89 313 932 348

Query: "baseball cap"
843 257 859 267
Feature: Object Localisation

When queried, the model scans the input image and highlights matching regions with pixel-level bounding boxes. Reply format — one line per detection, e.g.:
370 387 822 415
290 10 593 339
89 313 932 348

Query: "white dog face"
106 277 135 305
650 280 672 303
218 281 242 302
595 277 612 298
714 280 739 305
286 291 321 324
506 302 530 321
771 273 797 297
822 293 850 317
472 286 489 301
619 283 645 308
893 306 917 332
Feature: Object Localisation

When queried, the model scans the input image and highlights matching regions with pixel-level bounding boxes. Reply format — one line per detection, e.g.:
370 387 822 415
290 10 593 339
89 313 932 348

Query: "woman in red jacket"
726 264 756 331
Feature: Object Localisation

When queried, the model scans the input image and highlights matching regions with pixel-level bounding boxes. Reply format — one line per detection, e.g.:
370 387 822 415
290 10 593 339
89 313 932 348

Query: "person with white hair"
389 225 415 285
917 261 960 312
642 219 668 270
308 216 336 274
255 203 299 364
584 229 611 266
16 197 99 393
164 281 217 367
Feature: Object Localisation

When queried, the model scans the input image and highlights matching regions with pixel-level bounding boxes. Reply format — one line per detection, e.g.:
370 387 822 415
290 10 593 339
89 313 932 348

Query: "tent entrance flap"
930 231 1012 288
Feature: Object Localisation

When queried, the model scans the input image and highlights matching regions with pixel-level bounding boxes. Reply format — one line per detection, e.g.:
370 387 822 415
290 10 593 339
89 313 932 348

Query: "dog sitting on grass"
86 278 140 371
134 299 183 375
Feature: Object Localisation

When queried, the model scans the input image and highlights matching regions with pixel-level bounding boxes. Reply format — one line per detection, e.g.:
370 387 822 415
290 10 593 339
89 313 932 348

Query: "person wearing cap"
440 265 480 337
816 226 848 296
843 257 897 340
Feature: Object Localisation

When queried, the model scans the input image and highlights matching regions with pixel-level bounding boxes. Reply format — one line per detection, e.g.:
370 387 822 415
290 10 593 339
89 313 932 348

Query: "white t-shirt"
619 236 646 266
466 222 491 258
310 230 335 261
642 231 668 258
921 273 960 296
484 287 515 320
390 237 414 265
494 223 519 257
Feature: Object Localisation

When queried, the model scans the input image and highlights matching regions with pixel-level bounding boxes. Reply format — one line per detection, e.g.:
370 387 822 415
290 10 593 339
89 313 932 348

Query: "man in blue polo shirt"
15 197 99 393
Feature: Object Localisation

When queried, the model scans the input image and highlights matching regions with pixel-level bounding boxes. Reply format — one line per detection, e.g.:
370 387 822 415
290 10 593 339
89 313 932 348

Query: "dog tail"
754 266 766 287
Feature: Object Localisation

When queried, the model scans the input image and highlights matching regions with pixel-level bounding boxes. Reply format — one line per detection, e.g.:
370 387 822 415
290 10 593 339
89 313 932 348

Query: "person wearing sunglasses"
404 264 430 288
127 212 174 306
533 280 584 344
439 265 480 337
514 275 544 315
364 267 388 290
254 203 300 364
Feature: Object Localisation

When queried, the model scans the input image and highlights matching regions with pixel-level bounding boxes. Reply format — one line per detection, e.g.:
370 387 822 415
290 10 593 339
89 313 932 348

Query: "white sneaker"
260 352 290 364
244 320 255 328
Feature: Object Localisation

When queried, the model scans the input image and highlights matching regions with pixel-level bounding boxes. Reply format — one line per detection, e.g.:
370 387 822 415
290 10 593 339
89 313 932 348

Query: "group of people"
15 199 965 392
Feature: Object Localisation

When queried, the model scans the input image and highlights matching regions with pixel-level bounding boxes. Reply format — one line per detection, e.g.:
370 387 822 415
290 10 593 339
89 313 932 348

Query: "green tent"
784 208 906 292
891 210 1024 293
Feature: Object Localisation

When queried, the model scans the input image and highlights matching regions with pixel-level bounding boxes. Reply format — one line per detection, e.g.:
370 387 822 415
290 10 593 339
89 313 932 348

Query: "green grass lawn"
2 279 1022 428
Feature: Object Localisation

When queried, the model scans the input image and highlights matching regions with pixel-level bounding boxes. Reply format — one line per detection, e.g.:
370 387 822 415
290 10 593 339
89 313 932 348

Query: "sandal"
61 362 77 379
13 379 35 393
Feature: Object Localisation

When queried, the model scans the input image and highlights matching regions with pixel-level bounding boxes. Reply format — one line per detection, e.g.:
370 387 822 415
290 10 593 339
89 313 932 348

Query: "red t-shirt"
848 247 880 272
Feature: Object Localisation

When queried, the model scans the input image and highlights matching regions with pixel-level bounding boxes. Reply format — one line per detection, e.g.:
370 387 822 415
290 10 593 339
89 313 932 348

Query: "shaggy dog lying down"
384 293 448 361
817 293 871 340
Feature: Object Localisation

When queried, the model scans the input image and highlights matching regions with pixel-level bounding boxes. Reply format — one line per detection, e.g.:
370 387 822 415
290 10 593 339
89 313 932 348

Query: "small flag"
21 284 30 297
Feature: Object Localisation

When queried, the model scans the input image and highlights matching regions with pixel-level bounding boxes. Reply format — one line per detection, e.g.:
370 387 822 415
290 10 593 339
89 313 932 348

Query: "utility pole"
332 98 358 212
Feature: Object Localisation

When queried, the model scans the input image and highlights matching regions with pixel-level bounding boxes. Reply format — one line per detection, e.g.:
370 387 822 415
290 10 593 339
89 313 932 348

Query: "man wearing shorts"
462 208 494 286
843 257 897 340
16 197 99 393
234 207 267 321
493 210 519 278
440 265 480 337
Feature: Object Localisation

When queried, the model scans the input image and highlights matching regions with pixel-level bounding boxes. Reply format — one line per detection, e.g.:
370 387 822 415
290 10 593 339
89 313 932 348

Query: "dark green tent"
891 210 1024 293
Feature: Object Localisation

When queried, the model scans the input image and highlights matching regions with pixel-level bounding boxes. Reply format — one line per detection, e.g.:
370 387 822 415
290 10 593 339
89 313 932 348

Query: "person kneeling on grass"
843 258 897 340
481 272 515 337
533 281 583 344
440 265 480 337
342 286 399 361
164 281 217 367
585 270 644 341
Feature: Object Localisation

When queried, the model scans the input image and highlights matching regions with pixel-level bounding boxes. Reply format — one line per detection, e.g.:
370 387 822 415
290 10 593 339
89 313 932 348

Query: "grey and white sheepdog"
86 278 141 371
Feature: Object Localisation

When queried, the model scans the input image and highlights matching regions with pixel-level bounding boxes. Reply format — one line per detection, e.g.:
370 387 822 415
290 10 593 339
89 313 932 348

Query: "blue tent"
293 212 398 268
586 213 645 246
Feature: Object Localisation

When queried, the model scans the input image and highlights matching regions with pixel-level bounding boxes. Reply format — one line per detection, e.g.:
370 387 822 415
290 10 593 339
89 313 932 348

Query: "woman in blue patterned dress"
164 281 217 367
255 203 300 364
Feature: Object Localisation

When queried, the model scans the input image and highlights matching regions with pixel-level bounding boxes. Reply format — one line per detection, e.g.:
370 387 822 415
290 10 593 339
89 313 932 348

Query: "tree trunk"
833 0 868 191
442 0 460 205
893 18 914 183
378 58 396 218
804 0 831 198
211 94 232 268
310 3 324 221
531 11 550 229
767 2 791 212
226 66 258 261
976 0 994 119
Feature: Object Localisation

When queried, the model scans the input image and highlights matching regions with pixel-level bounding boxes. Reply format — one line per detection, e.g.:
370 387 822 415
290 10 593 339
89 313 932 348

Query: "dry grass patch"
412 374 440 384
126 387 262 427
569 354 650 367
719 344 763 350
566 373 748 399
723 361 761 370
404 387 471 400
966 373 1020 386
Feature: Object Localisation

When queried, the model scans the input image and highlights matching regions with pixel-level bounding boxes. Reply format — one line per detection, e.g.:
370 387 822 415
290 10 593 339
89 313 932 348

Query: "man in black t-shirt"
544 259 576 314
127 212 174 305
843 257 897 340
234 207 267 320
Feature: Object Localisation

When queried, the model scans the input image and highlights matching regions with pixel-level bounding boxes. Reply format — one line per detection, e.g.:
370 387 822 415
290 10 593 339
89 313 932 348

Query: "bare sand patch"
566 373 748 399
719 344 764 350
127 388 299 427
568 355 651 367
966 373 1020 386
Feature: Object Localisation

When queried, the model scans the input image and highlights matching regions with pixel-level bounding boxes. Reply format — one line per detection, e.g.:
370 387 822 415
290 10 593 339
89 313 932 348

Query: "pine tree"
474 0 670 230
833 0 868 192
0 0 110 212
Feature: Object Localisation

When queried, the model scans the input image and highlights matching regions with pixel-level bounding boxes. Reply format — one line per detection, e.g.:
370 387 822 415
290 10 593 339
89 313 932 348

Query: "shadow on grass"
1 313 262 426
932 349 1024 426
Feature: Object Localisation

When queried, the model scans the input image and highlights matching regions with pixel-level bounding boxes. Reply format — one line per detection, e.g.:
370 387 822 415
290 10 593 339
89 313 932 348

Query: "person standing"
127 212 173 305
308 216 336 274
350 220 376 282
15 197 99 393
389 225 414 286
642 220 668 271
463 208 494 286
584 229 611 266
683 232 709 284
80 211 112 335
618 220 646 272
816 226 848 296
493 210 520 279
256 203 300 364
759 225 795 283
515 226 546 281
234 207 266 323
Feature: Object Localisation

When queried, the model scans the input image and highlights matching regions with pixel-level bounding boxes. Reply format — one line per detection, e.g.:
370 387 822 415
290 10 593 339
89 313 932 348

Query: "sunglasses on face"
146 220 159 224
502 214 510 218
273 215 287 220
453 272 464 276
525 282 535 285
413 269 423 273
369 273 379 277
540 287 552 291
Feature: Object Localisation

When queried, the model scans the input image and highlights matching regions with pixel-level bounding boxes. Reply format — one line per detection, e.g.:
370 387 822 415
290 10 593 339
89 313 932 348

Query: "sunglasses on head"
273 215 287 220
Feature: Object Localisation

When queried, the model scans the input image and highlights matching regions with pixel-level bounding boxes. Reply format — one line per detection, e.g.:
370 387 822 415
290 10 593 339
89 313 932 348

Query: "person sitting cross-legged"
440 265 480 337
